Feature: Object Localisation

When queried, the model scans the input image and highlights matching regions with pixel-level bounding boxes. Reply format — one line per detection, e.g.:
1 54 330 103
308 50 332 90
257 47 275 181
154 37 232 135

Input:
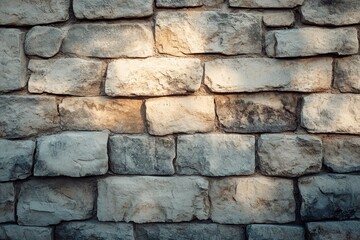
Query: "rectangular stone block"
176 134 255 176
266 27 358 58
156 0 203 7
210 176 295 224
205 58 332 93
230 0 304 8
299 174 360 221
97 176 209 223
301 94 360 133
145 96 215 135
0 225 53 240
62 23 154 58
306 221 360 240
334 55 360 93
59 97 144 133
0 183 15 223
156 11 262 56
247 224 305 240
263 11 295 27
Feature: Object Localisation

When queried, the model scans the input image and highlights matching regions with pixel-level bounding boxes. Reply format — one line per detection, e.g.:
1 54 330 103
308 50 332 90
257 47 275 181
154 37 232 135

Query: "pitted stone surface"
230 0 304 8
157 0 203 7
263 11 295 27
0 183 15 223
334 55 360 93
247 224 305 240
306 221 360 240
0 225 53 240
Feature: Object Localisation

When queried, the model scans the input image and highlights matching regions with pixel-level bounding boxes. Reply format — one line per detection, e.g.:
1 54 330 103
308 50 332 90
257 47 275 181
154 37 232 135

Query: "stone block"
247 224 305 240
263 11 295 27
229 0 304 8
0 183 15 223
156 0 203 7
306 220 360 240
334 55 360 93
0 225 53 240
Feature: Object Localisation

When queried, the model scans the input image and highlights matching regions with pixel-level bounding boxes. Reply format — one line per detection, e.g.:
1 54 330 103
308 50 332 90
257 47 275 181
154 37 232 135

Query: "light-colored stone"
105 58 202 97
176 134 255 176
334 55 360 93
109 135 175 175
73 0 153 19
205 58 332 93
97 176 209 223
230 0 304 8
145 96 215 135
25 26 64 58
306 221 360 240
323 137 360 173
301 94 360 133
210 176 295 224
266 27 359 58
0 183 15 223
0 225 53 240
0 96 59 138
0 0 70 25
0 29 26 92
156 0 203 7
215 93 297 133
59 97 144 133
299 174 360 221
301 0 360 26
0 139 34 182
18 179 95 226
263 11 295 27
62 23 154 58
35 131 109 177
247 224 305 240
156 11 262 56
258 134 322 177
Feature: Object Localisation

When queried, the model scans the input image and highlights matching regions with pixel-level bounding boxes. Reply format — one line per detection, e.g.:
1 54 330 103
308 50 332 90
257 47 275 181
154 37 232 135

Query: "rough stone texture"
59 97 144 133
109 135 175 175
62 23 154 58
301 0 360 26
156 11 262 56
334 55 360 93
106 58 202 97
299 174 360 221
205 58 332 93
0 225 53 240
73 0 153 19
247 224 305 240
146 96 215 135
210 176 295 224
0 0 70 25
176 134 255 176
323 137 360 173
25 26 64 58
301 94 360 134
156 0 203 7
0 139 34 182
266 28 359 58
0 29 26 92
18 179 95 226
0 96 59 138
258 134 322 177
216 93 298 133
306 221 360 240
28 58 105 96
230 0 304 8
56 220 134 240
263 11 295 27
136 223 245 240
35 131 109 177
97 176 209 223
0 183 15 223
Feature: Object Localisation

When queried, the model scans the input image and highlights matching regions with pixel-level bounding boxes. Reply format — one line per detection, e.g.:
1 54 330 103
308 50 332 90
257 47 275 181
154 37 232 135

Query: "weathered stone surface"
299 174 360 221
247 224 305 240
176 134 255 176
301 94 360 133
0 29 26 92
146 96 215 135
230 0 303 8
106 58 202 97
73 0 153 19
205 58 332 93
0 225 53 240
334 55 360 93
215 93 297 133
59 97 144 133
109 135 175 175
258 134 322 177
62 23 154 58
210 176 295 224
18 179 95 226
323 137 360 173
136 223 245 240
0 139 34 182
0 96 59 138
156 11 262 56
56 220 134 240
266 28 359 58
97 176 209 223
306 221 360 240
0 183 15 223
35 131 108 177
301 0 360 26
263 11 295 27
156 0 203 7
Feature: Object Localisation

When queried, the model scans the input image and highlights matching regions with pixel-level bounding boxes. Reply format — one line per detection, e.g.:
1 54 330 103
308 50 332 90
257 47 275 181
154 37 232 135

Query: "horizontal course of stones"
0 0 360 240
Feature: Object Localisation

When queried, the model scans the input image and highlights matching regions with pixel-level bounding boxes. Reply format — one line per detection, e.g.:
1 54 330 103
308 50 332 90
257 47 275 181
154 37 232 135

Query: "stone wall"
0 0 360 239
